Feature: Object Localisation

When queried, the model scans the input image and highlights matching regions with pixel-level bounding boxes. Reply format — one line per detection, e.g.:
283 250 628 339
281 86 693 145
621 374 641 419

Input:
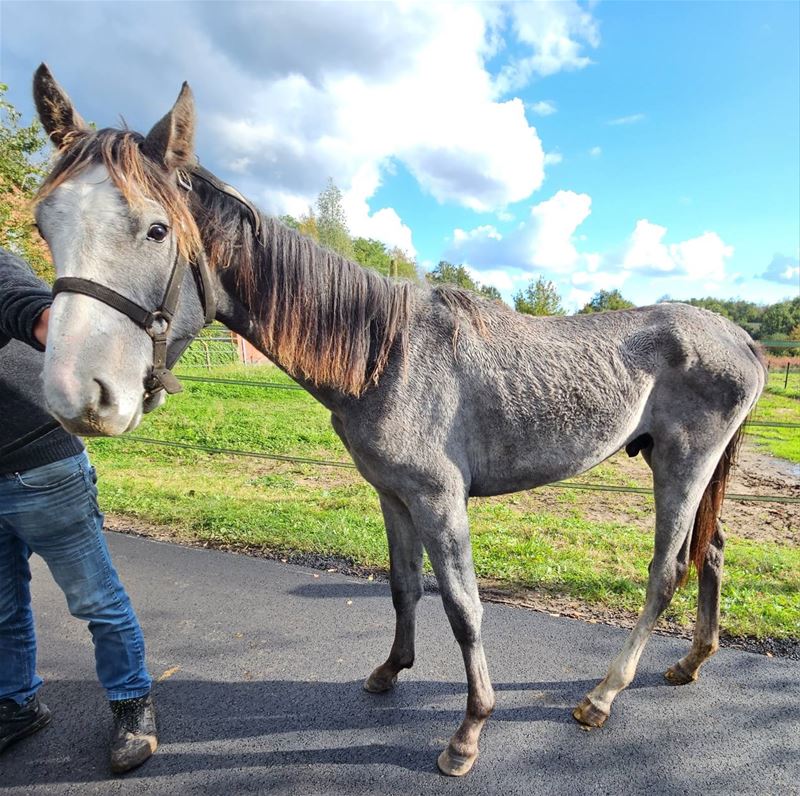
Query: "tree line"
1 86 797 347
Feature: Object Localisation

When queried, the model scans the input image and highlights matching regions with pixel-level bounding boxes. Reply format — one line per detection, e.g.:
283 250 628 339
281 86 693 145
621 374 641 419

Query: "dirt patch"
493 443 798 546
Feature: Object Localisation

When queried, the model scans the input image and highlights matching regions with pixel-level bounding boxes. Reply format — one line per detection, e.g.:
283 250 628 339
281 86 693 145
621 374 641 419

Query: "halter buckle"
145 311 170 338
145 368 183 396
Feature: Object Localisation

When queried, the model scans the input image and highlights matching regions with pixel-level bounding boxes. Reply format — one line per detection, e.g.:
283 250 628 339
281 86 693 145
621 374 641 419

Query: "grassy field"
749 370 800 461
87 363 799 641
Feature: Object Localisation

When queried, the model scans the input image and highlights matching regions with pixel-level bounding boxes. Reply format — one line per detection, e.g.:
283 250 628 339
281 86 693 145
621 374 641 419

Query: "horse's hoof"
437 746 477 777
363 670 397 693
572 696 609 728
664 661 697 686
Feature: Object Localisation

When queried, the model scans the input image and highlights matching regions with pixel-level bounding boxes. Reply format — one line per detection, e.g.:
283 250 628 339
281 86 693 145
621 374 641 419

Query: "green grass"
766 368 800 401
749 390 800 462
86 364 800 641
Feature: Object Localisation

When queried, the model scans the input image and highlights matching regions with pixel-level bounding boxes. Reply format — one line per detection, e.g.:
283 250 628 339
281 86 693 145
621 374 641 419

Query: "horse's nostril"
93 377 115 410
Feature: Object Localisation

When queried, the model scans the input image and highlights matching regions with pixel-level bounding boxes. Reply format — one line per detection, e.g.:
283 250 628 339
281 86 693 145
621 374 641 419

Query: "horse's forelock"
36 128 202 261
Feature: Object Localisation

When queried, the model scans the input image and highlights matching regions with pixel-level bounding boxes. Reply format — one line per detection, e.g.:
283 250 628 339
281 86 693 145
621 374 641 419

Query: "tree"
387 246 419 282
479 284 502 301
513 276 564 316
279 214 300 230
760 298 800 338
0 84 52 279
353 236 391 274
427 260 503 299
579 289 635 314
426 260 480 290
297 208 319 241
351 238 419 282
315 178 353 258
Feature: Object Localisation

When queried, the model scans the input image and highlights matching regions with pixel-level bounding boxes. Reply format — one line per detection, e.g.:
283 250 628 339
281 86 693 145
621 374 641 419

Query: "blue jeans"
0 451 151 704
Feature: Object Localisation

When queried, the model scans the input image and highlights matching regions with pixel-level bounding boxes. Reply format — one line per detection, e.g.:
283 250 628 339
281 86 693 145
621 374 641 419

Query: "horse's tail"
688 423 746 580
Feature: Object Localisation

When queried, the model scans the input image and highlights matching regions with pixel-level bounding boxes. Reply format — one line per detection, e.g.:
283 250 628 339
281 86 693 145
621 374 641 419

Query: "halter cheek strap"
52 248 214 397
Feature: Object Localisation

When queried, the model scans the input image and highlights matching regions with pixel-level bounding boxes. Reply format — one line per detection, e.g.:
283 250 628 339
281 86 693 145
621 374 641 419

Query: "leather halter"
51 171 217 398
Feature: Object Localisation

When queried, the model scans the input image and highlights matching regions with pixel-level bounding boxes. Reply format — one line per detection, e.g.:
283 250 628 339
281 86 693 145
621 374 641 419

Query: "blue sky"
2 1 798 310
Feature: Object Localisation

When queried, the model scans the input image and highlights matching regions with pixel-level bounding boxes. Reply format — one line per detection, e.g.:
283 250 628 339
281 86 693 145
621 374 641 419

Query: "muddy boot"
0 694 52 753
109 693 157 774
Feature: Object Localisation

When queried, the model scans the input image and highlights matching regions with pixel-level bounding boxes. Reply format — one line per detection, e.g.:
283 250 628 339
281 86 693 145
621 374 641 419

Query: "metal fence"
179 324 238 368
105 334 800 506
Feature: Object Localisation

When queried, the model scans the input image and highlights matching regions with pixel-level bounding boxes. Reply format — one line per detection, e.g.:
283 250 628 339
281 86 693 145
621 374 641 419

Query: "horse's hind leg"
364 492 424 693
665 521 725 684
407 489 495 777
574 442 723 728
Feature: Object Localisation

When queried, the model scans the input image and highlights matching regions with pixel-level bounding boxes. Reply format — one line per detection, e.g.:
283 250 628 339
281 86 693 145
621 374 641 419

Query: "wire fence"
120 434 800 505
98 330 800 506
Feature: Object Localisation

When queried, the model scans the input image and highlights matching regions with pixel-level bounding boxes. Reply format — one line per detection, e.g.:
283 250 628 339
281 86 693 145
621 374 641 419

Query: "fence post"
786 362 791 390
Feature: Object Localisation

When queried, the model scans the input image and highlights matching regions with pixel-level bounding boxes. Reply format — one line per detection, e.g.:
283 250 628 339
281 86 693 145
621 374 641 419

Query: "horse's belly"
468 452 598 497
465 406 646 497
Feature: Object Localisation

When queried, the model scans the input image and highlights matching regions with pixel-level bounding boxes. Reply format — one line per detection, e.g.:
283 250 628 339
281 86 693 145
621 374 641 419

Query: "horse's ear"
33 63 88 149
141 82 195 171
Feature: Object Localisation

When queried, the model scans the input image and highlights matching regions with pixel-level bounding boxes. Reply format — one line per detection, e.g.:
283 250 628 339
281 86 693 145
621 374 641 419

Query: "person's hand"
33 307 50 346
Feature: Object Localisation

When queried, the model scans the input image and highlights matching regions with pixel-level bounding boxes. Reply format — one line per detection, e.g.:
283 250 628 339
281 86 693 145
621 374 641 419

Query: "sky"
1 1 798 311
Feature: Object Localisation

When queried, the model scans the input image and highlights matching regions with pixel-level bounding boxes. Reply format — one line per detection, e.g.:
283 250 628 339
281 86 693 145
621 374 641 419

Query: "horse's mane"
189 173 416 395
36 128 486 396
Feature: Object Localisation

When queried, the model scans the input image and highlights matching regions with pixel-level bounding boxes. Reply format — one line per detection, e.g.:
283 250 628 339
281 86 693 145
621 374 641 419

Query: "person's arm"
0 248 53 351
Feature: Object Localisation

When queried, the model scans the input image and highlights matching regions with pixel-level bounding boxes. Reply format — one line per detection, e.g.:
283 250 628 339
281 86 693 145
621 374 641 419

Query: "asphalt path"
3 532 798 795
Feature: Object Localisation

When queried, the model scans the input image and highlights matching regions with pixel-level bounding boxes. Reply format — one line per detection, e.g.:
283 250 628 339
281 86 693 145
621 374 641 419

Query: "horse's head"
32 64 214 436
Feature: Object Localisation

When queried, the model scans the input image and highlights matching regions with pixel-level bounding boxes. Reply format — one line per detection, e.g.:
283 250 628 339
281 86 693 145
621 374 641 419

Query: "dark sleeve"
0 248 52 351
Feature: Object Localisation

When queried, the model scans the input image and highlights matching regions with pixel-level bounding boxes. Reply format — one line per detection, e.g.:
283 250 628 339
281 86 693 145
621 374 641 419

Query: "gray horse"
32 65 765 776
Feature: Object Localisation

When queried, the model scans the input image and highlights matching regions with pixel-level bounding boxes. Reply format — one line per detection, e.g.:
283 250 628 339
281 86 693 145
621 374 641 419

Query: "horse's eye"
147 223 169 242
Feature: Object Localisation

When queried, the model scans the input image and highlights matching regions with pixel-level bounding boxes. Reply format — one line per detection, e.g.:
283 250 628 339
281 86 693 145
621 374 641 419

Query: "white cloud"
589 146 602 157
341 163 416 255
495 1 600 92
530 100 557 116
447 190 593 273
761 253 800 284
447 198 736 303
4 1 605 251
622 220 734 282
544 151 564 166
200 3 552 217
669 232 733 282
608 113 645 126
453 224 503 244
571 269 629 291
623 220 675 273
527 191 593 271
566 287 593 311
464 265 522 294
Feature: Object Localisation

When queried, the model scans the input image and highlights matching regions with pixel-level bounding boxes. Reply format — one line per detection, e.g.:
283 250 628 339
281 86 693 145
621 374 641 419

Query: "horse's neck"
196 190 412 401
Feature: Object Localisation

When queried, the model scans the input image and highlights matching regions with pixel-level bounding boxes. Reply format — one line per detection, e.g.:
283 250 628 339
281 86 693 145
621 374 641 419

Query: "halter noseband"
51 173 217 398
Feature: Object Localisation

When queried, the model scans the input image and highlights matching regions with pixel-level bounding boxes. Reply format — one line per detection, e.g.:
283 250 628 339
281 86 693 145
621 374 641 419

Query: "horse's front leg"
408 489 495 777
364 492 424 692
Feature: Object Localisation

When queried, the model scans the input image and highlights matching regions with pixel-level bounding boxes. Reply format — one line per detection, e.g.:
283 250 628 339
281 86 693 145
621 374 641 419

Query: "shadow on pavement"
2 674 610 786
0 659 797 796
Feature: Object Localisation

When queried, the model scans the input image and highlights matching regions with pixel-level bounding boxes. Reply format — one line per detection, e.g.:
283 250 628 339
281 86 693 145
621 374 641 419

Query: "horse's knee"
391 585 422 612
442 596 483 646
